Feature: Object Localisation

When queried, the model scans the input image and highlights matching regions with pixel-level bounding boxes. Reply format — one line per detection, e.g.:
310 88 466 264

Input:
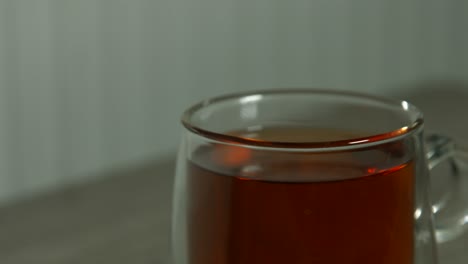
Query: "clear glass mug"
173 89 468 264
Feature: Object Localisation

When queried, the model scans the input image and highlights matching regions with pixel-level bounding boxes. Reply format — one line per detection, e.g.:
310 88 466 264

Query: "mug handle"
425 134 468 243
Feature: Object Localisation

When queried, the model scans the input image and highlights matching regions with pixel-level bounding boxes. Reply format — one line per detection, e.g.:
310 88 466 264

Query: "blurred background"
0 0 467 263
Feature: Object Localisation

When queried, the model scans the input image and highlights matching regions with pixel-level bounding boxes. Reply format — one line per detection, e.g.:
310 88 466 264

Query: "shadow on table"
391 79 468 142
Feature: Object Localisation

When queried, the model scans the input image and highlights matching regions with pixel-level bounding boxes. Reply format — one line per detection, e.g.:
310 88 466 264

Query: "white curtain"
0 0 466 204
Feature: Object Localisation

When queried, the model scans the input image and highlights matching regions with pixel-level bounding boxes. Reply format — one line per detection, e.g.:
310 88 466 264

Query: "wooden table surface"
0 157 466 264
0 158 174 264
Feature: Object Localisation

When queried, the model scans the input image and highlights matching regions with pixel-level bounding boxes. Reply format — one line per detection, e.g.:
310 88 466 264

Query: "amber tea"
186 126 414 264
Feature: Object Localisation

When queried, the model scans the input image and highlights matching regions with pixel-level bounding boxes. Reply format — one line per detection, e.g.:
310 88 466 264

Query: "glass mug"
173 89 468 264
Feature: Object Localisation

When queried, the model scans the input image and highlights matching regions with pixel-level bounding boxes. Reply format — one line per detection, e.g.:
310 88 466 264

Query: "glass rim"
181 89 424 151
